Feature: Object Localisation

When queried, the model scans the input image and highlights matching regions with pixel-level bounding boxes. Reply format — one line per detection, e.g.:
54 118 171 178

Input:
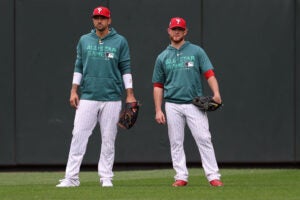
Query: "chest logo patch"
185 61 194 68
106 52 114 59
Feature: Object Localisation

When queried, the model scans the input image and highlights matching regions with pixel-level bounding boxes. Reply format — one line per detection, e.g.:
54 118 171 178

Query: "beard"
94 22 108 32
170 35 184 44
96 26 107 32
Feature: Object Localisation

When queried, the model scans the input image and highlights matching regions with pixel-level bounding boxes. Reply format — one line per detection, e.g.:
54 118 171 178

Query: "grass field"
0 168 299 200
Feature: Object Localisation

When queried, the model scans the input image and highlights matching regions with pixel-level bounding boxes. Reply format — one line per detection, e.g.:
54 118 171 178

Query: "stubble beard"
95 22 109 33
170 36 184 44
96 26 107 32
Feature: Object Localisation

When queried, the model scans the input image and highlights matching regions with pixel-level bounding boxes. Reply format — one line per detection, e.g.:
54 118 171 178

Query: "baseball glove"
118 102 140 129
192 96 222 112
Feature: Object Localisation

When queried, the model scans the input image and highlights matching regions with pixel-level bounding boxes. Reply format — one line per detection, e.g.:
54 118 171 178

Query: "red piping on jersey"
204 69 215 79
153 83 164 88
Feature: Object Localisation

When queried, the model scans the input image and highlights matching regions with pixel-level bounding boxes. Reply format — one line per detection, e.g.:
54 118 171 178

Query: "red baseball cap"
169 17 186 29
92 6 111 18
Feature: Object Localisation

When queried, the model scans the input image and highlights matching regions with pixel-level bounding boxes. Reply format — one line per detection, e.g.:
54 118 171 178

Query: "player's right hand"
70 91 79 109
155 110 166 124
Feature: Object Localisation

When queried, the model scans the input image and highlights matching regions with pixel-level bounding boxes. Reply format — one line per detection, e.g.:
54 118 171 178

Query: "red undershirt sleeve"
153 83 164 88
204 69 215 79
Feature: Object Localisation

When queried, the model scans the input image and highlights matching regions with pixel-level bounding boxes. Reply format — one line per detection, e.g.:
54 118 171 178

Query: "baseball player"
56 6 137 187
152 17 223 187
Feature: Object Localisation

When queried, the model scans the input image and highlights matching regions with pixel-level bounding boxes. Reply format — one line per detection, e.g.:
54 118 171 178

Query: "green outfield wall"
0 0 299 166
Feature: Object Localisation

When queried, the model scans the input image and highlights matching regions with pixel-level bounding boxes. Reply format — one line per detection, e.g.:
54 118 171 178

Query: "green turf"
0 168 299 200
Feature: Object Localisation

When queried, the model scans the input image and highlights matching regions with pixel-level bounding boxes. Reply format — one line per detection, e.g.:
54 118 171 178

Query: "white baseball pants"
165 102 221 182
64 100 121 182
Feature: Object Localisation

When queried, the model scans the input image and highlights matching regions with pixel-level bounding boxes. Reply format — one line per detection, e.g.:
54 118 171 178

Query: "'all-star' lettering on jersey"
152 41 214 104
74 28 131 101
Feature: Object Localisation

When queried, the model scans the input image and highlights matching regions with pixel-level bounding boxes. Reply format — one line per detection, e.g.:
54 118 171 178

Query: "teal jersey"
74 28 131 101
152 41 213 104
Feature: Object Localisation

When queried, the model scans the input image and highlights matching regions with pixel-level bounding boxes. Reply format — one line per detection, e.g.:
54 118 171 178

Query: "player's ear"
167 28 171 34
183 28 188 35
108 18 112 26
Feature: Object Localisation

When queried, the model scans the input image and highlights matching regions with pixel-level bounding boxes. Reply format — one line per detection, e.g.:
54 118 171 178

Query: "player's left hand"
192 96 223 112
125 88 136 104
118 102 140 129
212 94 222 104
126 96 136 104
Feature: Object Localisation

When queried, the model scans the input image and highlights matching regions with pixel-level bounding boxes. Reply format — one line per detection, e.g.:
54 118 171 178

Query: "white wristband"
72 72 82 85
122 74 133 89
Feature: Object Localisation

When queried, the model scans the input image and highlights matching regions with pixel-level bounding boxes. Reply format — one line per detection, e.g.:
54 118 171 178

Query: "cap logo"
97 8 102 14
176 18 181 24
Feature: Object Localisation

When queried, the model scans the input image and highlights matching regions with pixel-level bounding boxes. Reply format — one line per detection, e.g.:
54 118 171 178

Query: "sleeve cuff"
72 72 82 85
